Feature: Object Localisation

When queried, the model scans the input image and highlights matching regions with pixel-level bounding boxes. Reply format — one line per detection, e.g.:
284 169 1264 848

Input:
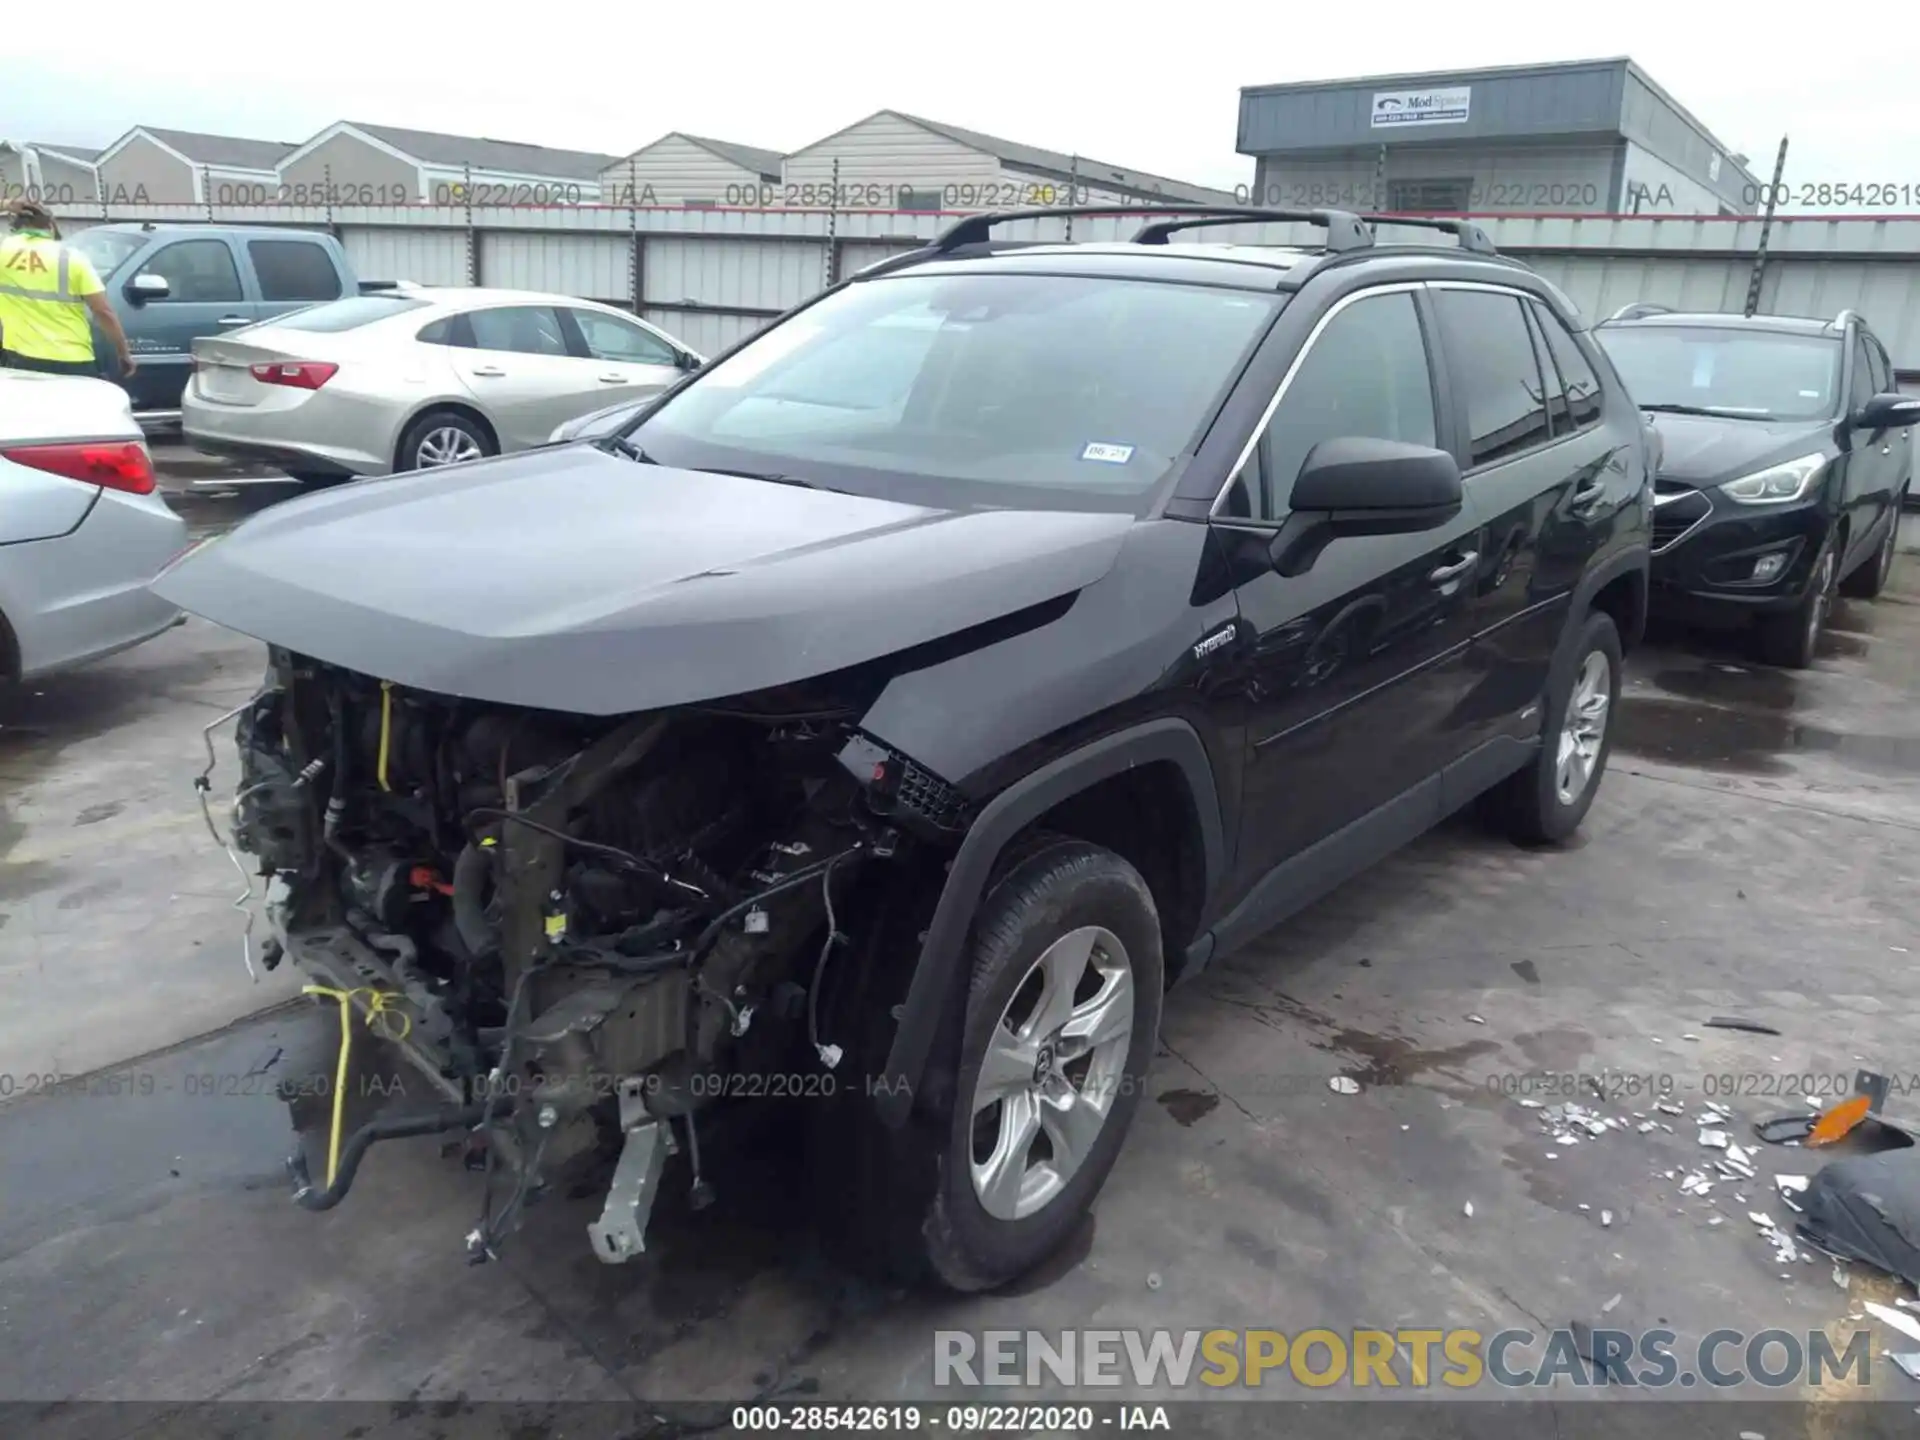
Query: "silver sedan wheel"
1554 650 1612 806
969 925 1134 1222
416 426 484 468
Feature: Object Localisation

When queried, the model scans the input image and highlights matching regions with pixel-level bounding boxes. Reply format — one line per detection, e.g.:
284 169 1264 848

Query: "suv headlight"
1717 453 1827 505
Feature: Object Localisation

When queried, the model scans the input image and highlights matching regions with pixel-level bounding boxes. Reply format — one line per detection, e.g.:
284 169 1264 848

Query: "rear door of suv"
1429 284 1632 786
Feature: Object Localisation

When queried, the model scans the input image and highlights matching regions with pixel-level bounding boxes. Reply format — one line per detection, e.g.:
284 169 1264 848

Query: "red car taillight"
250 361 338 390
3 440 155 496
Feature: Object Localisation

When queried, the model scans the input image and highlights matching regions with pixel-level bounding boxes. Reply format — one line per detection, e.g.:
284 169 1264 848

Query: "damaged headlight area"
216 649 969 1265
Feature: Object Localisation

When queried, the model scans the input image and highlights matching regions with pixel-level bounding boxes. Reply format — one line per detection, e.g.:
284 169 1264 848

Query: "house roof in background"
348 122 619 179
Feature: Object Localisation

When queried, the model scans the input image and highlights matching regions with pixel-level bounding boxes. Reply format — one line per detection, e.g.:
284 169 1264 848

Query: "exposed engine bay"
215 647 970 1264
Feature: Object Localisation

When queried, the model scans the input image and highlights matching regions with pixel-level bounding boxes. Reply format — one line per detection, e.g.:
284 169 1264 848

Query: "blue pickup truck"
63 223 372 422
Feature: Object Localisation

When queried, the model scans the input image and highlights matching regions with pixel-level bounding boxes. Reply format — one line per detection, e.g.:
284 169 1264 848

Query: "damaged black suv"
156 205 1652 1291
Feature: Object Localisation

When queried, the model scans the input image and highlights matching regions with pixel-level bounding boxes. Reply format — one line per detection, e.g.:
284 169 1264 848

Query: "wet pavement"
4 475 1920 1428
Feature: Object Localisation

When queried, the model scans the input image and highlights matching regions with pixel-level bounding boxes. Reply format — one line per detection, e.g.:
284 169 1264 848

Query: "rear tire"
1757 542 1836 669
916 840 1163 1292
1485 611 1622 846
397 410 494 474
1840 496 1902 599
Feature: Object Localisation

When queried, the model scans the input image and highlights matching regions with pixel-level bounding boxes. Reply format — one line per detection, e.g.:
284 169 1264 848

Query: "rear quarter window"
269 295 431 332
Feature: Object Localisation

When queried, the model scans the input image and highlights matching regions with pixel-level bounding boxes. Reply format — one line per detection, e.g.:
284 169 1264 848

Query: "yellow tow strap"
376 680 394 792
302 984 412 1188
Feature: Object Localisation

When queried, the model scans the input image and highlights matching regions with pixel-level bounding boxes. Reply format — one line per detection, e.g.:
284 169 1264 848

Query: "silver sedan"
0 372 186 681
181 287 702 484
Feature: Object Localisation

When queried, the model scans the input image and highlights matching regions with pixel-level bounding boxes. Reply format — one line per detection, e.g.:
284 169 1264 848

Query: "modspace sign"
1371 87 1472 128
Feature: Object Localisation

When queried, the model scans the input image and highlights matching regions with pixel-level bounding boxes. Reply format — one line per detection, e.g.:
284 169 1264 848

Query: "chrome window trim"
1209 278 1556 518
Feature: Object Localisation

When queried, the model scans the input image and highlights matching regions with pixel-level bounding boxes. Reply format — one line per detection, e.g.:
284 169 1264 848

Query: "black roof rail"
932 204 1375 255
1129 208 1374 251
1357 213 1498 255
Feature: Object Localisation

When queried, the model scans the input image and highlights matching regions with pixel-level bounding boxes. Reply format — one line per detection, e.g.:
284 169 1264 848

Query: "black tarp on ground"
1798 1148 1920 1286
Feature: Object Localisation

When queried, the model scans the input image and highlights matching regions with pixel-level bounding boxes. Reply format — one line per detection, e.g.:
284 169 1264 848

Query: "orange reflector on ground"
1807 1094 1872 1146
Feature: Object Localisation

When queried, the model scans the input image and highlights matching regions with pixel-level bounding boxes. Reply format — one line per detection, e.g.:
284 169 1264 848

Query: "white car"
181 287 703 484
0 372 186 681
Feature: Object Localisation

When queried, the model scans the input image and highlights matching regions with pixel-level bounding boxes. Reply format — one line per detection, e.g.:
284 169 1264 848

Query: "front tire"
919 840 1163 1292
1757 542 1836 668
1486 611 1622 846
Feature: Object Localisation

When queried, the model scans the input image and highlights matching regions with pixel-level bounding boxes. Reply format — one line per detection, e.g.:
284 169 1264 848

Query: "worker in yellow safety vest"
0 199 135 378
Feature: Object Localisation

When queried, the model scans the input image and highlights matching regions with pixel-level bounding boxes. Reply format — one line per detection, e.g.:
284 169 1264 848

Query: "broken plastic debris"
1682 1033 1701 1042
1700 1128 1731 1150
1601 1293 1622 1313
1866 1302 1920 1348
1463 1201 1474 1218
1579 1203 1592 1211
1727 1143 1754 1167
1750 1211 1776 1228
1833 1263 1850 1290
1888 1352 1920 1382
1775 1175 1810 1194
1637 1120 1658 1134
1328 1077 1360 1095
1518 1098 1544 1109
1601 1210 1614 1227
1553 1132 1581 1146
1709 1217 1725 1226
1465 1014 1486 1025
1655 1101 1684 1115
1545 1152 1559 1160
1146 1272 1162 1290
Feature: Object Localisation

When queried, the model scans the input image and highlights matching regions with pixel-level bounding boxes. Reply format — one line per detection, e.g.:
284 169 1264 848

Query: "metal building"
1237 57 1760 219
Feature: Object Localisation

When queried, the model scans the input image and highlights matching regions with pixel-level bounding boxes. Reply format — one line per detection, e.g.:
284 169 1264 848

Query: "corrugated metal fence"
48 202 1920 368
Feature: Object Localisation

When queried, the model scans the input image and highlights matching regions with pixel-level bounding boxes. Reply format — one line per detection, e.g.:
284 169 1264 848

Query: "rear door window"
1531 303 1604 429
1434 289 1552 467
248 239 343 303
466 306 571 357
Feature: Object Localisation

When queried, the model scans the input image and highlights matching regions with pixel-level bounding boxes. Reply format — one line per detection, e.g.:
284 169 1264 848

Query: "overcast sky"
2 4 1894 203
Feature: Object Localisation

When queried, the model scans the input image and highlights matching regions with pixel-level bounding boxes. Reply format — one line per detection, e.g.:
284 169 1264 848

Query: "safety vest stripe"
0 280 84 304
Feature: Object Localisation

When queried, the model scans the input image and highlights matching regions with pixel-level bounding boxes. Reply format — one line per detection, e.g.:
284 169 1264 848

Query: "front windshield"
1595 325 1842 423
65 229 147 280
622 271 1281 510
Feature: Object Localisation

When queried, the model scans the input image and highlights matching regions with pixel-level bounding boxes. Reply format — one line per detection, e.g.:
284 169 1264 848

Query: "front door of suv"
1217 285 1484 907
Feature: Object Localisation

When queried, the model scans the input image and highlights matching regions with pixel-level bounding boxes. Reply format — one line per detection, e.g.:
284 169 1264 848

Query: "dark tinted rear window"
270 295 431 332
248 239 343 303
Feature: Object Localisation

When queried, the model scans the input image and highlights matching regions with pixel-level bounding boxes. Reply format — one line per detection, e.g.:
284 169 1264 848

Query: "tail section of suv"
152 205 1651 1291
1593 306 1920 667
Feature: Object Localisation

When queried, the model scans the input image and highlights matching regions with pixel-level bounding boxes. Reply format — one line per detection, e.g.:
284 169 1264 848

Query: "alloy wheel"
417 426 484 467
969 926 1134 1222
1554 650 1612 807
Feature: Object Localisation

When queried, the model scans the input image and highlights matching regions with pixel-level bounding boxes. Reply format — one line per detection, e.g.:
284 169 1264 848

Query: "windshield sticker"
1689 350 1715 388
1081 442 1135 464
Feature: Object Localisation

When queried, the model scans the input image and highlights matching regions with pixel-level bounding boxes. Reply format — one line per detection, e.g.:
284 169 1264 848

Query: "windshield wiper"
691 466 830 490
1639 402 1776 420
603 436 658 463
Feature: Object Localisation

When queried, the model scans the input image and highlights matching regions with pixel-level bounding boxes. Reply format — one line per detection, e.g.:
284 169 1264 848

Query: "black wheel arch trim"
873 716 1225 1128
1571 544 1649 653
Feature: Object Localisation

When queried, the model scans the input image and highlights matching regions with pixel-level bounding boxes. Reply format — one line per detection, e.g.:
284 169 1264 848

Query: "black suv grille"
1652 481 1711 551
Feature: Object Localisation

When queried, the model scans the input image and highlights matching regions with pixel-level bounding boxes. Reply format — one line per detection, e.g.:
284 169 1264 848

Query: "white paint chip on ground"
1463 1201 1474 1218
1866 1302 1920 1347
1329 1077 1360 1095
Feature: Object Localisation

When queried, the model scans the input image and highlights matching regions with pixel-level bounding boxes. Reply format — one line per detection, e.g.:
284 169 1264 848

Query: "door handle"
1428 551 1479 585
216 315 250 326
469 366 506 378
598 373 628 383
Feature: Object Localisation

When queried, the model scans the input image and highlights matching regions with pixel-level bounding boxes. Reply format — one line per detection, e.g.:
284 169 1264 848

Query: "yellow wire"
302 984 412 1189
376 680 393 792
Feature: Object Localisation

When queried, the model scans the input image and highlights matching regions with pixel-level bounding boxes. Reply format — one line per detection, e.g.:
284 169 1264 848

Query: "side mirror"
677 351 703 372
1270 438 1464 577
1288 437 1464 535
126 273 170 304
1854 392 1920 431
